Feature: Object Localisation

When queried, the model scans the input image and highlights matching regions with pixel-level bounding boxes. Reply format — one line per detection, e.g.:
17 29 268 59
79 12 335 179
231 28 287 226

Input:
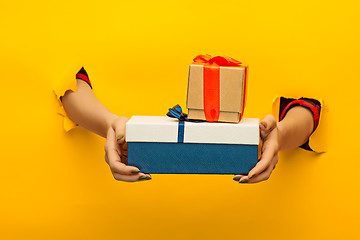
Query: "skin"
62 79 315 183
233 106 314 183
62 79 151 182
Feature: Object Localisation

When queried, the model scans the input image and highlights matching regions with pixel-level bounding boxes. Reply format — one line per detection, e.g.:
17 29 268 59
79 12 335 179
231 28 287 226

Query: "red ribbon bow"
192 54 247 122
193 54 243 67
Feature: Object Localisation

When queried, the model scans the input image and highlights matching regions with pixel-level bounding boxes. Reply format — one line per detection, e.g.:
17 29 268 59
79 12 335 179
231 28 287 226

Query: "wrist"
277 121 286 151
277 107 314 150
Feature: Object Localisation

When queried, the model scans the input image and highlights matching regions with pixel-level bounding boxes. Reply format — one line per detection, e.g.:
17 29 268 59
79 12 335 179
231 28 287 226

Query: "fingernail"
117 135 124 141
138 176 148 181
131 170 141 174
260 122 267 129
146 176 152 180
249 175 256 179
233 176 241 181
239 180 248 183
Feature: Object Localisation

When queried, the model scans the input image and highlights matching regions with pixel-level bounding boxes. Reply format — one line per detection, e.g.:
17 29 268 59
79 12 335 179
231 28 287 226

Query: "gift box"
126 116 259 174
187 55 247 123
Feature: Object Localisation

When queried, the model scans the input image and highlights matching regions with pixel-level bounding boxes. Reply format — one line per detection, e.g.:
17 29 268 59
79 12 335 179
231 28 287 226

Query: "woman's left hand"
233 115 279 183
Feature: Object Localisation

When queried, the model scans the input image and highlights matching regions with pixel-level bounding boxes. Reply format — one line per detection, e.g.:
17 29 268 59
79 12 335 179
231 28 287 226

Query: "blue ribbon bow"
167 105 187 143
167 105 205 143
167 104 188 121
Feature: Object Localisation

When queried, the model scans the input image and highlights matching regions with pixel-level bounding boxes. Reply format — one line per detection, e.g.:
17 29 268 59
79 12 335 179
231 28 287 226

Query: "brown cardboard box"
186 64 246 123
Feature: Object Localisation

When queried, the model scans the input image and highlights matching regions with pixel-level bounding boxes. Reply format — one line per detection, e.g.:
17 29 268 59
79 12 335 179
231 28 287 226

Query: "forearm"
61 80 118 138
277 106 314 150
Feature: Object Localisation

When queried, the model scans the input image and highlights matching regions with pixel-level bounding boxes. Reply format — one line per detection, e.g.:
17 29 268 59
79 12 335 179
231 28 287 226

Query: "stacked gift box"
126 55 259 175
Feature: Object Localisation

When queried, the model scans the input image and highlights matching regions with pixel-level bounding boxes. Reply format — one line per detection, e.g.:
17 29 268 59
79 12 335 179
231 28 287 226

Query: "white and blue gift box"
126 116 260 174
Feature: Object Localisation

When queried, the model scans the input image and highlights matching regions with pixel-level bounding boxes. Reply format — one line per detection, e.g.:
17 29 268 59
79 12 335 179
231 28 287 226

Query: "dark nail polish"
131 170 141 174
233 176 241 181
138 176 148 181
260 122 267 129
250 175 256 179
239 180 248 183
146 176 152 180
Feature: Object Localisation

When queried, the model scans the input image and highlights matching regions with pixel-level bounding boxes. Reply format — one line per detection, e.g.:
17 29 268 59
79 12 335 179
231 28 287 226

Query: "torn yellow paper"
53 64 83 132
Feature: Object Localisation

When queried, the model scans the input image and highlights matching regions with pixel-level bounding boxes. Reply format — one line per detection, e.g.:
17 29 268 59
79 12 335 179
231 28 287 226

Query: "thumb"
112 116 128 144
259 115 277 139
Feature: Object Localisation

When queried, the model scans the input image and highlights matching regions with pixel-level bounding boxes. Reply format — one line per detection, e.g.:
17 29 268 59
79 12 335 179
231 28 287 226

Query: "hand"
233 115 279 183
104 116 151 182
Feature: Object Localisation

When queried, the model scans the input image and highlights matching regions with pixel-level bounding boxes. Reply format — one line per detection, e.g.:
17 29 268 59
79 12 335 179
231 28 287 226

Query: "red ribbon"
193 54 247 122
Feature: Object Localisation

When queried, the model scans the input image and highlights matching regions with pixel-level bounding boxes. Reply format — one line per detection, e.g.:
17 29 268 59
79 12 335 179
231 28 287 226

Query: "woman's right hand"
104 116 151 182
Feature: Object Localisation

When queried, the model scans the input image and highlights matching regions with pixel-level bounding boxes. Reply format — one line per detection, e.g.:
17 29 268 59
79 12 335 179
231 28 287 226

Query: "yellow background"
1 0 359 239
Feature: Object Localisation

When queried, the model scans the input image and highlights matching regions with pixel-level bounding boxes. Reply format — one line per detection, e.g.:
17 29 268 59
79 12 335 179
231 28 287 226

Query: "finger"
248 165 272 183
105 128 121 161
233 174 246 182
106 128 115 142
233 175 250 183
106 148 150 182
259 115 277 140
120 142 128 164
106 127 117 148
105 137 139 174
248 155 278 183
115 117 128 145
239 175 250 183
258 138 263 160
121 155 128 165
113 172 152 182
105 147 140 174
121 142 128 153
248 140 277 178
260 115 277 131
108 154 141 175
117 135 126 145
111 133 128 164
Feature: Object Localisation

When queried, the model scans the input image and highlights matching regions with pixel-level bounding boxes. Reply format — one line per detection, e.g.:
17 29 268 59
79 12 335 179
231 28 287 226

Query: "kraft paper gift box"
187 54 247 123
126 116 259 174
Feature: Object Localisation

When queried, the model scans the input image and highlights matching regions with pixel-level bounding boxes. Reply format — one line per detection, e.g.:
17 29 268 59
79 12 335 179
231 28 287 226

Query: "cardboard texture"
126 116 259 174
187 64 246 123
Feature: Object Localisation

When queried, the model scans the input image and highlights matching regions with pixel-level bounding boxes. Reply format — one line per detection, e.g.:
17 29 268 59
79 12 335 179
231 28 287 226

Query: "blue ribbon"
177 120 185 143
167 104 205 143
167 104 187 143
167 104 188 121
